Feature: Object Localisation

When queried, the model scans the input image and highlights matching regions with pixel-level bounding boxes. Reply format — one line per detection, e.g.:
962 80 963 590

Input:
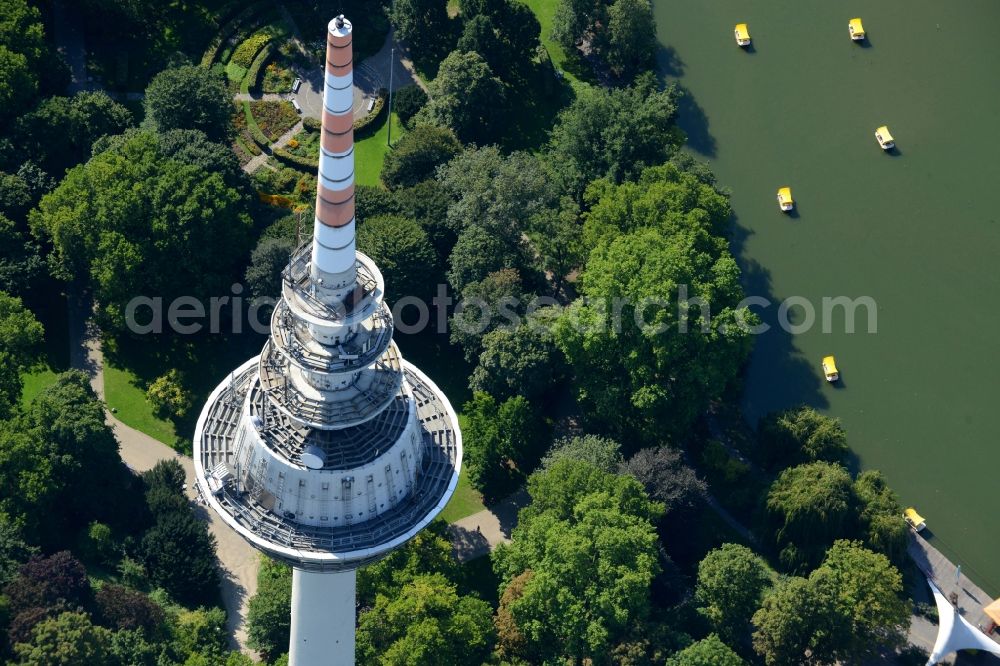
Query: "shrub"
302 116 321 132
272 148 316 172
231 32 271 68
241 44 274 94
77 521 115 565
354 89 388 139
146 369 192 419
95 584 164 634
393 84 428 128
117 557 148 590
258 193 295 208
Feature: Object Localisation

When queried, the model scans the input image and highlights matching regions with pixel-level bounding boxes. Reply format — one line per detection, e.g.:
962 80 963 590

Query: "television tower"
193 15 462 666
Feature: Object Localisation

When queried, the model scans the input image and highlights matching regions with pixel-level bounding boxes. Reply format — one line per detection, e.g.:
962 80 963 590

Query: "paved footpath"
67 295 259 653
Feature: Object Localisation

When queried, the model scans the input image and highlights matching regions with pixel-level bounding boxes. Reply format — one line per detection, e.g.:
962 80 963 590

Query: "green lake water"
653 0 1000 595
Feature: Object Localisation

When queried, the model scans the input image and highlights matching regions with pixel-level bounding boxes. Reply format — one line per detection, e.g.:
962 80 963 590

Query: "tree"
469 324 562 401
462 392 544 500
555 185 753 441
449 269 525 359
416 50 506 144
389 0 455 66
492 459 663 663
0 46 36 121
765 462 854 572
5 552 91 619
140 511 219 607
357 215 438 304
695 544 772 645
15 92 134 175
0 372 130 546
356 574 495 666
548 75 682 198
528 198 585 294
0 213 43 296
394 180 455 262
448 223 535 297
95 585 164 634
245 236 295 301
172 606 228 661
14 611 114 665
540 434 623 473
357 521 460 607
381 125 461 190
456 3 541 86
142 458 186 494
30 130 254 332
757 406 848 470
0 291 43 415
144 65 232 141
246 556 291 661
807 541 908 663
620 447 707 515
751 541 908 665
0 512 35 587
604 0 657 79
393 85 428 129
146 369 192 419
666 634 746 666
853 470 908 566
552 0 595 49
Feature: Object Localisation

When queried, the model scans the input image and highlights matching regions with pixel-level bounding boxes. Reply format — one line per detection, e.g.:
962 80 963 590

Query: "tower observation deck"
193 15 461 666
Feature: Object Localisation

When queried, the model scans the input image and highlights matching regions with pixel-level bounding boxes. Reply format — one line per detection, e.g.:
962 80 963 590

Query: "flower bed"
250 100 300 141
231 31 271 68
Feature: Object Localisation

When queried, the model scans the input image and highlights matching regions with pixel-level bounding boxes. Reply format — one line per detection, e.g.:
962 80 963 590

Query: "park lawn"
354 111 406 186
103 362 177 446
20 367 60 407
521 0 591 91
440 465 487 523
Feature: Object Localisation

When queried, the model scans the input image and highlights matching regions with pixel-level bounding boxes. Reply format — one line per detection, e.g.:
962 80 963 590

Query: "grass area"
21 367 60 407
103 362 177 446
521 0 593 91
355 112 406 187
440 466 487 523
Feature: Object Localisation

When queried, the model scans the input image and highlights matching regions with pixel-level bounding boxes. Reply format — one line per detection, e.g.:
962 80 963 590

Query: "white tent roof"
926 578 1000 665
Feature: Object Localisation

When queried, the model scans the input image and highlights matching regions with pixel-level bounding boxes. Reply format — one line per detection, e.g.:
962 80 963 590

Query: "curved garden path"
67 294 259 654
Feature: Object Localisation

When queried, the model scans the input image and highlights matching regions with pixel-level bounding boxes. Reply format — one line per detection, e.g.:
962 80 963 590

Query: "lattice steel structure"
193 15 461 666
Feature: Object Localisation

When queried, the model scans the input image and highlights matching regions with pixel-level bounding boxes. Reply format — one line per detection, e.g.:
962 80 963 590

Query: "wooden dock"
908 532 1000 642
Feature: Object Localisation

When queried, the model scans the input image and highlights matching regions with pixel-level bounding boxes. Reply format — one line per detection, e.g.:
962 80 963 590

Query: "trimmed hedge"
241 43 274 95
231 32 271 68
200 0 270 67
273 148 317 172
354 88 388 140
302 116 321 132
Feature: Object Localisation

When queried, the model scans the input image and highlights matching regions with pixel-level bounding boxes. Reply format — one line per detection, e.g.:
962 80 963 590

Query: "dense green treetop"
766 462 854 572
416 50 506 144
462 392 544 500
469 323 562 401
548 73 682 198
143 65 232 141
604 0 658 78
357 215 438 304
695 544 773 645
381 125 462 191
390 0 455 66
666 634 746 666
493 459 664 662
356 573 495 666
245 236 295 300
540 434 623 474
15 92 134 176
31 129 254 331
555 223 752 441
757 406 849 470
582 162 732 251
14 611 114 666
449 268 528 360
752 541 908 665
247 556 292 662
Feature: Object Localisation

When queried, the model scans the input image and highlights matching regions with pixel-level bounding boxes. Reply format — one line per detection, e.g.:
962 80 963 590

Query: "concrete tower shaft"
193 15 461 666
312 15 357 303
